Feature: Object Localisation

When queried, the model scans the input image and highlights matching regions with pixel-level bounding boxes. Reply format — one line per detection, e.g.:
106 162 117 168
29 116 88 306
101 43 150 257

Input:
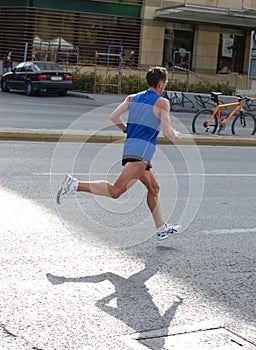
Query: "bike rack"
172 50 191 92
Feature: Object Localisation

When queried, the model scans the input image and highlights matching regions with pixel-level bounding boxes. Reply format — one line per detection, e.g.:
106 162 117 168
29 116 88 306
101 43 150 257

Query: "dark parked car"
1 61 72 96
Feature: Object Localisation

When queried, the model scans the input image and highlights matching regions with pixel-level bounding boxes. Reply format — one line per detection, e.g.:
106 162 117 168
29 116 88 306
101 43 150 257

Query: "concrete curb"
68 91 95 100
0 130 255 146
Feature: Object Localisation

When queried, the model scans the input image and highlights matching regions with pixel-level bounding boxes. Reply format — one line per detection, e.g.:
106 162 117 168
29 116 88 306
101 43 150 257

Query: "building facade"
0 0 143 66
142 0 256 75
1 0 256 76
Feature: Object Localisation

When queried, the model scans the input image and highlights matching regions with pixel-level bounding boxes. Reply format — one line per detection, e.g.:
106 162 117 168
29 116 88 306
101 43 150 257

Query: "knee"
110 187 123 199
111 191 121 199
151 182 160 196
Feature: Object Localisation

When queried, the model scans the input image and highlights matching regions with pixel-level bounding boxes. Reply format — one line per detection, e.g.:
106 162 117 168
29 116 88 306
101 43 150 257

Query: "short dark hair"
146 66 168 88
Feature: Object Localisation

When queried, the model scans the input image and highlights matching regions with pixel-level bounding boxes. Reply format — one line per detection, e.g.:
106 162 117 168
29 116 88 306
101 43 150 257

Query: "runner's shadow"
47 255 183 350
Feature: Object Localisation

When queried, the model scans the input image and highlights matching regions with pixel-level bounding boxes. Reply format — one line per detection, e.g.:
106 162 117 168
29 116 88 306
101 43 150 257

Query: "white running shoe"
156 223 182 241
56 174 78 204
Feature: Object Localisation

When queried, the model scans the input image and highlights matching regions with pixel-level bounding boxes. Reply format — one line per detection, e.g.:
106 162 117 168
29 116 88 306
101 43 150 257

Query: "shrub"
72 72 95 92
71 72 236 96
121 75 147 94
166 81 187 92
188 80 235 95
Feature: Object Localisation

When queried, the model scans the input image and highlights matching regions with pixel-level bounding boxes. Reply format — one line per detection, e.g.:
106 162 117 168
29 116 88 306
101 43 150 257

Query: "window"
14 63 25 72
24 63 33 72
163 22 194 68
217 28 245 74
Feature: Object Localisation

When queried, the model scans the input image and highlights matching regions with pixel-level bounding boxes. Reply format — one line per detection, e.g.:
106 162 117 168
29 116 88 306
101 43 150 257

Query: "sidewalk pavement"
0 90 255 147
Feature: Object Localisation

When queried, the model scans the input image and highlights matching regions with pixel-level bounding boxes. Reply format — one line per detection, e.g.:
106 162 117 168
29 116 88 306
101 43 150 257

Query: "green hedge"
71 72 96 92
71 72 236 96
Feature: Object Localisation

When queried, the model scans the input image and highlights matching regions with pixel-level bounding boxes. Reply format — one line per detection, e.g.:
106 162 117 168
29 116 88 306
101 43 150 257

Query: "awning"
155 4 256 29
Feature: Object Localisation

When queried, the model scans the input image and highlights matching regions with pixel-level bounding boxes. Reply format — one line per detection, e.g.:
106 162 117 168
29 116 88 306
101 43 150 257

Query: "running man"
57 66 182 240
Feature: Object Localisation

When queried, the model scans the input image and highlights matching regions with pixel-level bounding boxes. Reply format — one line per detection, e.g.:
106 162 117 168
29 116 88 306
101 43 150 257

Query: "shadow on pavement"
47 254 183 350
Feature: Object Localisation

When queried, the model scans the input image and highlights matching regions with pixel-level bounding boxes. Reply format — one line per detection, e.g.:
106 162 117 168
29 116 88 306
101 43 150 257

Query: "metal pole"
24 42 28 61
247 30 254 89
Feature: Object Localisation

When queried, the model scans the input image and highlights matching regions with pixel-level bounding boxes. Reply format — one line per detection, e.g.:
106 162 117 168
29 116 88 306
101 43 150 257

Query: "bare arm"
110 94 135 132
155 97 181 140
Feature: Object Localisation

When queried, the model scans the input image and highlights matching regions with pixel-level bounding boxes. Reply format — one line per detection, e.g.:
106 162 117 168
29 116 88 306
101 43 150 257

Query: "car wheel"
26 82 34 96
2 79 10 92
58 90 68 96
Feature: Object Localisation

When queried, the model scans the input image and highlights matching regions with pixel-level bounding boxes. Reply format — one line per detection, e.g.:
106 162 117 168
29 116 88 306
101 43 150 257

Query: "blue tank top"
123 90 161 162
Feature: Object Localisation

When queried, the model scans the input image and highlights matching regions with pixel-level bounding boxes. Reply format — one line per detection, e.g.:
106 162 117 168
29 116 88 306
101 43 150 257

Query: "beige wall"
139 1 165 66
158 0 249 9
155 0 256 9
156 0 256 9
192 25 219 74
185 0 218 6
217 0 243 8
139 21 165 66
241 0 256 8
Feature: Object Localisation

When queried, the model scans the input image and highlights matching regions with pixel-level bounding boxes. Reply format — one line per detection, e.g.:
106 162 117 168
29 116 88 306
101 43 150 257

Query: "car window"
15 63 25 69
33 64 40 72
24 63 33 72
14 63 25 72
15 67 26 72
34 62 64 71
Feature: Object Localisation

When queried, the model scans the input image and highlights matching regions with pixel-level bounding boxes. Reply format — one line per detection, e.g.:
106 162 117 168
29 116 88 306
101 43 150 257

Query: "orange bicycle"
192 92 256 136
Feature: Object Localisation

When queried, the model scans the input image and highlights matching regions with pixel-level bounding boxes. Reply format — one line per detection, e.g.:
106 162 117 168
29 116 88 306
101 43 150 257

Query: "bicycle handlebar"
235 94 252 103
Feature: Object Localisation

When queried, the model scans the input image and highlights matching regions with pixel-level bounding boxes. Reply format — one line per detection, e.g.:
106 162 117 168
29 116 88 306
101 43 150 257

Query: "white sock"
156 223 167 231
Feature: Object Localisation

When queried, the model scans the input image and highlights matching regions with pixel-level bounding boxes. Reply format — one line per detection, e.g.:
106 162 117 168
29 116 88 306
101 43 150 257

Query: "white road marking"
33 172 256 177
202 228 256 235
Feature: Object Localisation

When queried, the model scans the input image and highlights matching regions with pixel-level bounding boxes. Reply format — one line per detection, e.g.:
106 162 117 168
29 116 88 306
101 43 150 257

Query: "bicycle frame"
207 100 243 126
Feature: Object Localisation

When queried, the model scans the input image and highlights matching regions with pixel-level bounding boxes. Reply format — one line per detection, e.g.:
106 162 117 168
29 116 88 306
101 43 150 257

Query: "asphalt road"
0 90 201 134
0 91 107 130
0 140 255 349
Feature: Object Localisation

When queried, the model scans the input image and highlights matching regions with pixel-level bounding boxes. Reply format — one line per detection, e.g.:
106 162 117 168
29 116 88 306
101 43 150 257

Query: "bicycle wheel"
192 109 218 134
243 99 256 112
231 112 256 136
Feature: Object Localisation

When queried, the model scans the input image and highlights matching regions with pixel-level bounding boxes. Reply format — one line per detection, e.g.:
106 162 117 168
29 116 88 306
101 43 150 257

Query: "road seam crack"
0 322 43 350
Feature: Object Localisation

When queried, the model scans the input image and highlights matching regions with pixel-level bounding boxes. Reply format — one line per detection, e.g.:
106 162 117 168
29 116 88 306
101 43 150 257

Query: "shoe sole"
56 187 63 204
157 233 170 241
56 175 69 205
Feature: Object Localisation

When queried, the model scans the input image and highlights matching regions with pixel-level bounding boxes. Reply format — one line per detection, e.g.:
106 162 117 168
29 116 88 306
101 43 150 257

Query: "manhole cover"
134 327 256 350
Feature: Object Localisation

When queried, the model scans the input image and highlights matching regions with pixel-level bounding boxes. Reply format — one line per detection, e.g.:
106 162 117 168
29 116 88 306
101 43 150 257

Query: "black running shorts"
122 157 152 171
